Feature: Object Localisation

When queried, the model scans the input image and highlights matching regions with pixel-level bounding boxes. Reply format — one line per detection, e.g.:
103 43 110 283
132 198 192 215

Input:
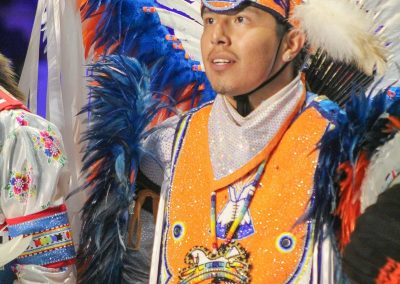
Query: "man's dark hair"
0 53 25 102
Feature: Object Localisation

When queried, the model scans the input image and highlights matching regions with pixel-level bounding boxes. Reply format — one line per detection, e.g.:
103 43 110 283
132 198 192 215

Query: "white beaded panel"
208 75 304 180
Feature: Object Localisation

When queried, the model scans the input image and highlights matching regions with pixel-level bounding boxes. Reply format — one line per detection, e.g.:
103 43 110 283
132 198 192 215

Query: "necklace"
178 161 266 284
211 160 266 253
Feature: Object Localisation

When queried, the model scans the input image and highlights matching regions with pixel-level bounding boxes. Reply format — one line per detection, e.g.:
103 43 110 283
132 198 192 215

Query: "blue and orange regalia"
63 0 400 283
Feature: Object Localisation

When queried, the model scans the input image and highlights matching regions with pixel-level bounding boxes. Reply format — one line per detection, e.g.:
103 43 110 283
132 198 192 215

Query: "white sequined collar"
208 75 304 180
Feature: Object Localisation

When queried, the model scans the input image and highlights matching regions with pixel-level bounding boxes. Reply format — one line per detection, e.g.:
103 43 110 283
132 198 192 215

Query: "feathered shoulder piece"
310 87 400 254
77 1 215 282
77 55 169 283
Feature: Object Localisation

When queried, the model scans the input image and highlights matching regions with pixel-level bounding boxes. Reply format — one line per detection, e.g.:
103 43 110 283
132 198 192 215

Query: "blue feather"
82 0 215 110
77 55 168 283
307 88 400 282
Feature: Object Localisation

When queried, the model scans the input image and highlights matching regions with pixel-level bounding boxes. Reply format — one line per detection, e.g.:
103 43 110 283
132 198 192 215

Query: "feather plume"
350 0 400 91
304 50 375 106
360 132 400 211
77 55 168 283
311 87 400 251
80 0 214 123
294 0 387 76
155 7 203 61
157 0 202 24
360 98 400 212
77 2 215 280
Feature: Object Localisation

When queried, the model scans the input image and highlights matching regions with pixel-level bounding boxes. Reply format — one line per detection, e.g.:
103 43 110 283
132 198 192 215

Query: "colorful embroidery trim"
4 166 36 203
15 111 28 126
18 224 74 265
32 126 66 166
7 206 76 267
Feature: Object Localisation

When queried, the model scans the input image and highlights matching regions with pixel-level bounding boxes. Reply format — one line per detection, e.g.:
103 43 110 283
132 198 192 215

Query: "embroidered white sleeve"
0 109 75 283
0 110 69 217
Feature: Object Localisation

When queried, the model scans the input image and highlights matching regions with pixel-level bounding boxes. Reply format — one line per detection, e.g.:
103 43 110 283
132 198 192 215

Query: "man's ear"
281 29 306 62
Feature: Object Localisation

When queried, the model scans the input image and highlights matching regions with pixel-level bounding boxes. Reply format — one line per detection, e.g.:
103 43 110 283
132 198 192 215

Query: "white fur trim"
293 0 387 76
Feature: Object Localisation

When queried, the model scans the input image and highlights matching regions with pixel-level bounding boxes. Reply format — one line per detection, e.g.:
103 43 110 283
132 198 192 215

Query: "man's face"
201 6 281 97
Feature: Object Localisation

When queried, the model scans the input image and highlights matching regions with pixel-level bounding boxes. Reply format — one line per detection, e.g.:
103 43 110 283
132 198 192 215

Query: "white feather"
156 0 202 23
156 7 203 62
156 8 202 41
350 0 400 90
360 132 400 212
377 5 400 23
173 30 202 60
293 0 387 76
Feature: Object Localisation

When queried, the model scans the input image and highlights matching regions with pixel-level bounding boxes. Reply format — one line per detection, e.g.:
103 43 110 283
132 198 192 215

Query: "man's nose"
211 23 230 46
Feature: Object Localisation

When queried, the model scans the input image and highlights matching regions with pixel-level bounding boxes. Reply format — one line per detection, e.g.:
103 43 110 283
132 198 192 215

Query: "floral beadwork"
4 166 36 203
15 112 28 126
32 126 66 166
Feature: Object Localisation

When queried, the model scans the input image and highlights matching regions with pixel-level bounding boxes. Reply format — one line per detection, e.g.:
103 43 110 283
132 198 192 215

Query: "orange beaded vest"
159 94 332 283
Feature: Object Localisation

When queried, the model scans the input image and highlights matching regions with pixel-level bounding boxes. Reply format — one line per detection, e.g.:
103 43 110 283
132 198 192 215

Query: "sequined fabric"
208 75 303 180
122 210 155 284
140 116 180 186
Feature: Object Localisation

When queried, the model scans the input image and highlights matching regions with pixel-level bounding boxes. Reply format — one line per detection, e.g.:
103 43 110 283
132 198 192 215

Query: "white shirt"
0 106 75 283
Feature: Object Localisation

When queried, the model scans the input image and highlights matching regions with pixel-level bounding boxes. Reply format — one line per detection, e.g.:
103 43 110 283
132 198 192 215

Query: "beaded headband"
202 0 301 23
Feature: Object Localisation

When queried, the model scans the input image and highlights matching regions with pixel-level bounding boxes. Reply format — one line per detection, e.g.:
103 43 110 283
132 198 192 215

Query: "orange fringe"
80 2 121 59
376 258 400 284
80 1 104 58
336 151 369 250
87 158 104 184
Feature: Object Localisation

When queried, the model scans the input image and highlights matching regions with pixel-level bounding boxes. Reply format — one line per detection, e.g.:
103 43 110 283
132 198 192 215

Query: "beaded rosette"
178 242 250 284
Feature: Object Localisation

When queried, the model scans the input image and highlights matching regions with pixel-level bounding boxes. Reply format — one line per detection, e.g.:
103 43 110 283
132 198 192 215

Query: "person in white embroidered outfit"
0 53 76 283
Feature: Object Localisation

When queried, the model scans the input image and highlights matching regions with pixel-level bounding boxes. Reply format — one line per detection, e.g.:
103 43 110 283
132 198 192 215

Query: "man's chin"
210 85 238 96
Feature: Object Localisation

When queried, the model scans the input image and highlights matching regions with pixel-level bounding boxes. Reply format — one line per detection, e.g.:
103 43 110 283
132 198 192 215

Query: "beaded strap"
6 205 76 268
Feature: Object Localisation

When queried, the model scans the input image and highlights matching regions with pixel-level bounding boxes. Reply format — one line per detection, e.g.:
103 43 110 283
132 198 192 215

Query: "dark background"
0 0 38 78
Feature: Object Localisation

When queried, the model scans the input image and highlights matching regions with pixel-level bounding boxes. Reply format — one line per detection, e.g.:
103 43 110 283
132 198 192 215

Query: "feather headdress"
294 0 400 104
77 0 215 282
294 0 387 76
